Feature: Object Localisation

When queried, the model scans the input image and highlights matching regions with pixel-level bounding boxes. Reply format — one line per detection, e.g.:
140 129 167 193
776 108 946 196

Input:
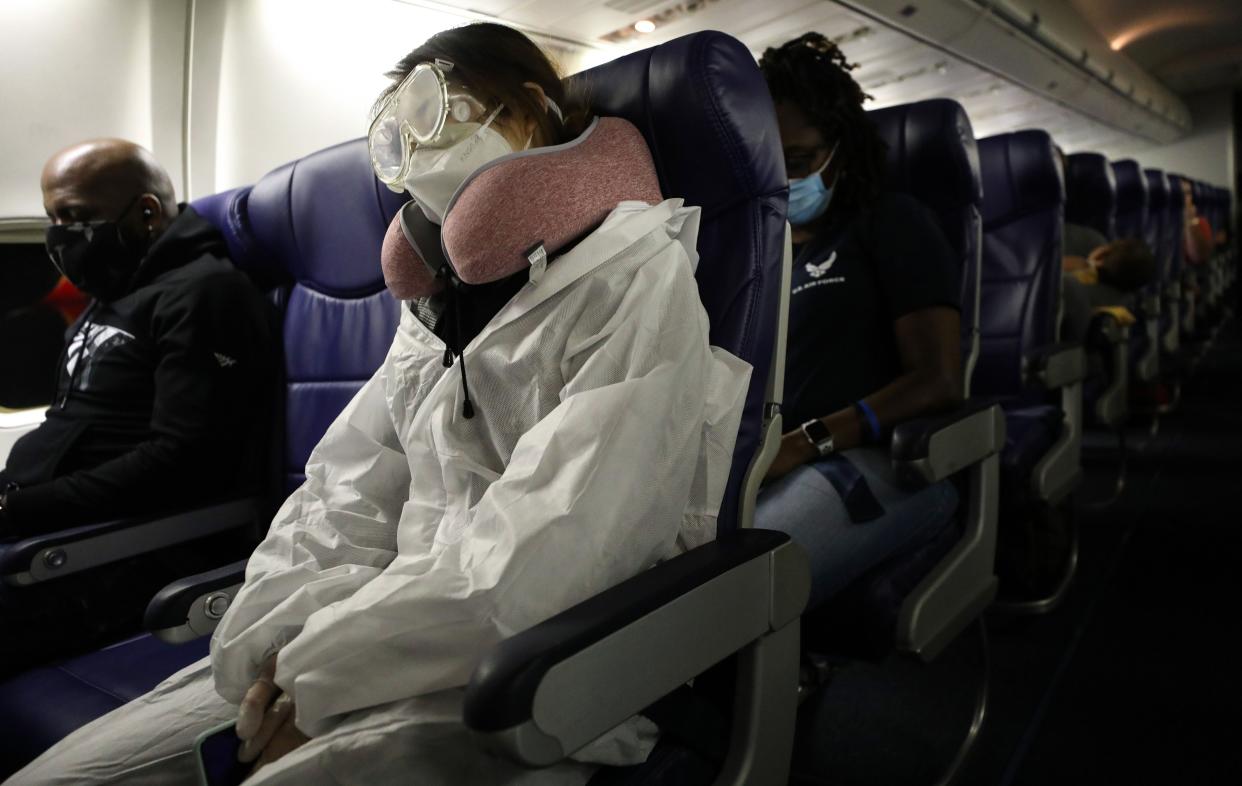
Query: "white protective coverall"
10 198 751 786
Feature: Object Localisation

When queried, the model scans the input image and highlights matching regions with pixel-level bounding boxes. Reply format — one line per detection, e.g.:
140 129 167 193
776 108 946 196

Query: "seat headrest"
1111 160 1148 214
1144 169 1169 211
869 99 983 214
567 31 786 220
189 187 261 275
246 138 408 297
977 130 1063 226
1065 152 1116 238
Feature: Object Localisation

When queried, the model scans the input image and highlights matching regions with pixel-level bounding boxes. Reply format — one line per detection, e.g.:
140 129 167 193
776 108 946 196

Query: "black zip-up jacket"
1 206 273 534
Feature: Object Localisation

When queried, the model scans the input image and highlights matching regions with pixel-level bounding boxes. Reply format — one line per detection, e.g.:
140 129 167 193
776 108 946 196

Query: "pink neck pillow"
381 116 663 299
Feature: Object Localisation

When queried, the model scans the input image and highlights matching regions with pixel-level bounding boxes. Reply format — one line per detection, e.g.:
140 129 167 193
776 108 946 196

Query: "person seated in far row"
10 23 750 786
1178 178 1214 268
0 140 273 675
755 33 964 612
1060 234 1157 344
1177 177 1216 319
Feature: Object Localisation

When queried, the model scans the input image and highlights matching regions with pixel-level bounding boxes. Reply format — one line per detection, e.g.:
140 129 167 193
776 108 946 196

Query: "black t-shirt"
783 192 960 428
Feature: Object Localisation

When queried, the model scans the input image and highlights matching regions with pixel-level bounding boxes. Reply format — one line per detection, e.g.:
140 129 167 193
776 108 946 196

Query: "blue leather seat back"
1167 174 1187 279
866 99 983 379
1210 186 1227 240
196 142 407 494
801 100 982 659
571 31 787 532
247 141 406 492
1111 160 1149 242
974 130 1064 399
1144 169 1173 282
1137 168 1167 273
191 187 263 274
1065 152 1116 240
1212 186 1224 239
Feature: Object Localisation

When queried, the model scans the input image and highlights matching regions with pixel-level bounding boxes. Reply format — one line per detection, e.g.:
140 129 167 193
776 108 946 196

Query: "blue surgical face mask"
787 143 839 226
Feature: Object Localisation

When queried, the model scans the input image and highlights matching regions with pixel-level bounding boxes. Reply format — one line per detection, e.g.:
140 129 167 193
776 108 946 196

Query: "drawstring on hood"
395 203 528 421
452 294 475 419
436 283 476 420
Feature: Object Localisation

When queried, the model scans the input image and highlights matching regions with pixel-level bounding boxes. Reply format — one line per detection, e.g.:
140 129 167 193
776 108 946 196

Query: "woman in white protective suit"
8 22 750 786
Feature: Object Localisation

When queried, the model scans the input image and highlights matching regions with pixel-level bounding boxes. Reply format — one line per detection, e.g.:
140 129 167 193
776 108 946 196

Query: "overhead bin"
834 0 1191 145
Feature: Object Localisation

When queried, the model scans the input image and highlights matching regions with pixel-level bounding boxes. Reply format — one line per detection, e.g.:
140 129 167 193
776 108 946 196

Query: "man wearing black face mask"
0 139 272 672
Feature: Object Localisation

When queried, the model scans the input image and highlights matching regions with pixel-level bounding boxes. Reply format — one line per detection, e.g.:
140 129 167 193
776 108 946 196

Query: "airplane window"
0 242 83 409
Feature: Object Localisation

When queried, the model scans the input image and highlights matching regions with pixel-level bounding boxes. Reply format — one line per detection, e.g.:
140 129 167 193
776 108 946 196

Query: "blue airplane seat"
975 130 1085 609
1112 159 1161 370
744 100 1003 785
572 32 786 534
1112 161 1147 240
1111 160 1149 242
1143 169 1167 267
975 131 1070 470
1068 152 1161 386
869 98 984 390
0 140 408 778
240 142 406 494
1145 170 1178 286
1065 152 1116 240
801 98 993 656
2 31 810 784
460 31 803 785
0 635 209 776
1141 169 1183 369
466 39 997 786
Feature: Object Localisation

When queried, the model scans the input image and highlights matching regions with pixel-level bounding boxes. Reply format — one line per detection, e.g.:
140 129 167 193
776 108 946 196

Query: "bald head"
42 139 178 231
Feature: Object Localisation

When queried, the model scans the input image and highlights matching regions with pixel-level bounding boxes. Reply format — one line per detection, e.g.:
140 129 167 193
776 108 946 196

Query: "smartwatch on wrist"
800 419 835 457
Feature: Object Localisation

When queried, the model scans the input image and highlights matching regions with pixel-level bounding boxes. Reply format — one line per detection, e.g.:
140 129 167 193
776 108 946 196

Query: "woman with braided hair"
756 33 965 610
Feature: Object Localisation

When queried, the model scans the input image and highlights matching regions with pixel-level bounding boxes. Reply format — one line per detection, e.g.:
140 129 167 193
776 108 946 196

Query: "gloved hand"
247 707 310 777
236 652 307 765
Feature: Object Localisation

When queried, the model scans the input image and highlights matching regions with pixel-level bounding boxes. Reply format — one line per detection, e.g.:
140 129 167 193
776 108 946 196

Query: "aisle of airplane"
0 1 1238 784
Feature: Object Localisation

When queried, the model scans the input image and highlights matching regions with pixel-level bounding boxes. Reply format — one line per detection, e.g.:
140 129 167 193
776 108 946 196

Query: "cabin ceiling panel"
416 0 1167 157
1068 0 1242 94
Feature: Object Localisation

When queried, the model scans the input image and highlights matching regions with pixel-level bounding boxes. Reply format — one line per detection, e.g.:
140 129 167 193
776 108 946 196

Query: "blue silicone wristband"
854 399 882 443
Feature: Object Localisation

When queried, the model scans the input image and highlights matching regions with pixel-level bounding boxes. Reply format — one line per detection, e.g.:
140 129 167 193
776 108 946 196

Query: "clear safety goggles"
368 59 492 187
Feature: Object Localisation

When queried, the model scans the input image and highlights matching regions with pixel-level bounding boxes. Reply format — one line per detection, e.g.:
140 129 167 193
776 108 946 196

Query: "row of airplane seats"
0 25 1237 785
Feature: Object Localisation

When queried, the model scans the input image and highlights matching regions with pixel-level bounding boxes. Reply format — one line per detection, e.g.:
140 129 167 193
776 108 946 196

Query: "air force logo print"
65 324 136 392
792 250 845 295
805 250 837 279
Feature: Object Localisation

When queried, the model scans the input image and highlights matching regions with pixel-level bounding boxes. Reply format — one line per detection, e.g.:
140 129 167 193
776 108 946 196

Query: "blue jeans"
755 446 959 611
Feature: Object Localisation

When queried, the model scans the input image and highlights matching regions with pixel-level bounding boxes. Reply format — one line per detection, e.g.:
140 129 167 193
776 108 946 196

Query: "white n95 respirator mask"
401 108 514 224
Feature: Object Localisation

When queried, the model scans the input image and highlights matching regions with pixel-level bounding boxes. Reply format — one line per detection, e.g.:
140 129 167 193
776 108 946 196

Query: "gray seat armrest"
888 402 1005 659
1088 311 1129 346
890 399 1005 485
464 528 810 773
145 559 248 644
0 498 261 587
1086 312 1131 428
1023 342 1087 389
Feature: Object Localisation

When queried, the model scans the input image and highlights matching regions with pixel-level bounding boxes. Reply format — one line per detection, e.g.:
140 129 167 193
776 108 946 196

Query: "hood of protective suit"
210 198 751 776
